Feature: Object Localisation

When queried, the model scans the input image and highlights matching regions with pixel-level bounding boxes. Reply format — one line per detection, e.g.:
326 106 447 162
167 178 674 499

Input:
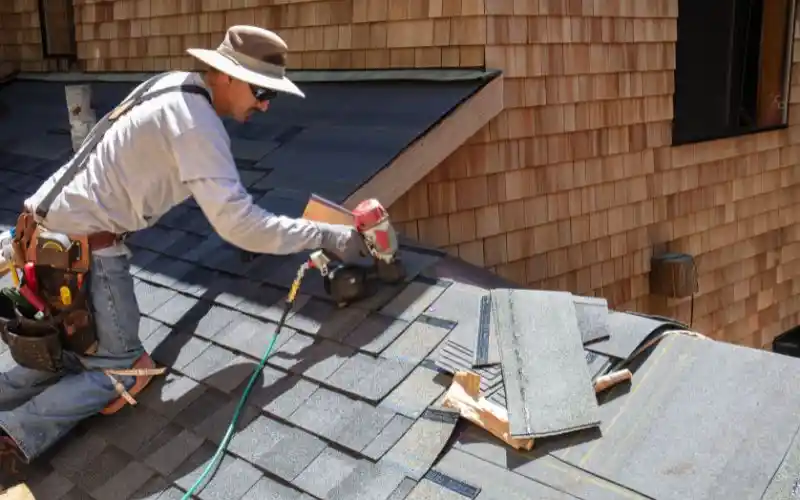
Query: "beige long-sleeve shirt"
24 71 324 257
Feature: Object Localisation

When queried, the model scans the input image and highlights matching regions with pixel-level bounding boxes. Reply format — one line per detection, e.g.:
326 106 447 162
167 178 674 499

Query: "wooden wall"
0 0 45 71
4 0 800 347
389 1 800 348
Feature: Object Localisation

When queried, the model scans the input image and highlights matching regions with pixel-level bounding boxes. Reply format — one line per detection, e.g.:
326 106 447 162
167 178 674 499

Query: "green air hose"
181 263 309 500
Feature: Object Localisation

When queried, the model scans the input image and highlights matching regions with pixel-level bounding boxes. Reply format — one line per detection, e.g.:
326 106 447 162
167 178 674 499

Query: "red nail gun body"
311 198 406 306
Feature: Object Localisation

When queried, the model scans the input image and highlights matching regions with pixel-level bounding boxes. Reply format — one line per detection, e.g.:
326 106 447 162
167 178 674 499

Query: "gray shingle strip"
382 314 454 365
60 487 96 500
170 265 220 298
491 289 600 439
173 388 230 429
762 425 800 499
69 444 133 493
129 248 161 275
169 445 237 493
184 303 243 340
291 447 361 499
288 386 395 454
209 274 257 308
361 414 415 461
129 226 187 254
86 405 170 456
435 448 577 500
212 312 298 360
452 426 647 500
27 468 74 500
148 292 201 326
136 372 207 420
284 297 339 335
133 279 178 315
179 343 257 393
194 457 263 500
134 421 185 462
236 363 318 419
161 231 208 260
194 398 261 446
143 428 206 478
585 310 684 359
341 313 411 354
150 331 210 370
573 296 611 344
379 365 449 419
408 470 481 499
132 475 186 500
433 339 503 393
474 293 612 369
240 475 305 500
49 432 109 482
326 351 417 402
231 280 294 319
323 459 407 500
227 414 326 483
90 461 155 500
381 406 460 481
483 351 613 411
388 477 418 499
136 255 197 289
267 332 355 382
314 305 371 342
551 334 800 500
379 279 450 322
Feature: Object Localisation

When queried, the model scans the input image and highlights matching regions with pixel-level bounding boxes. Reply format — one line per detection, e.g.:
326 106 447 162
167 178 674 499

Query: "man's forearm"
186 177 324 255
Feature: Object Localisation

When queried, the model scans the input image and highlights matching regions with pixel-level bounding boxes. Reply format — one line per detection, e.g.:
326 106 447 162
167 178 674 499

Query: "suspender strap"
35 74 212 220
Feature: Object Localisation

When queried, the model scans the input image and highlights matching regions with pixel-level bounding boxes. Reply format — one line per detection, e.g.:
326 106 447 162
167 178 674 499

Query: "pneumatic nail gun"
308 199 405 307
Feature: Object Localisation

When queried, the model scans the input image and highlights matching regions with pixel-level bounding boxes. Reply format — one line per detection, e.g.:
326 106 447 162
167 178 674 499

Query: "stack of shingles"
430 285 677 446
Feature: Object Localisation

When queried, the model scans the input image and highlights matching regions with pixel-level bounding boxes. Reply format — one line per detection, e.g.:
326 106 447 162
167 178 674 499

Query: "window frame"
672 0 798 146
37 0 77 59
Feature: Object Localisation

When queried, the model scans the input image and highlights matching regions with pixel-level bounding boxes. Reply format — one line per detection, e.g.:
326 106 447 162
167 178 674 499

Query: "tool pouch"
0 293 64 373
37 266 98 356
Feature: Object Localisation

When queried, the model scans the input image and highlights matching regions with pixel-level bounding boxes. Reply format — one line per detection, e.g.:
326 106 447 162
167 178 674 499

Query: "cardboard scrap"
442 371 534 451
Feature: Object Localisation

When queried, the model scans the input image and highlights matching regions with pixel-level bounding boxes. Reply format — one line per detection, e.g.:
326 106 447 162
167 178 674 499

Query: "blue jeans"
0 254 142 462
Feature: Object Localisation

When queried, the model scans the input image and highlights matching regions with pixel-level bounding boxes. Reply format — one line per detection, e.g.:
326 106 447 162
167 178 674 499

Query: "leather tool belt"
0 210 122 372
0 72 211 375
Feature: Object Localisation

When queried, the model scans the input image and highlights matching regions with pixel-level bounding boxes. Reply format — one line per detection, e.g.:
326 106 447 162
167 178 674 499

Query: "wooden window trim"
37 0 77 59
673 0 798 146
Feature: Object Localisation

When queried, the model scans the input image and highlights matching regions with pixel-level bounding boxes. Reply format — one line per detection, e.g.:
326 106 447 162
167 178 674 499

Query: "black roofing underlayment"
2 75 800 499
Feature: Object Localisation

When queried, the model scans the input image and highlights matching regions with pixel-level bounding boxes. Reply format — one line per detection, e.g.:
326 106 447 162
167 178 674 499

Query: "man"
0 25 366 476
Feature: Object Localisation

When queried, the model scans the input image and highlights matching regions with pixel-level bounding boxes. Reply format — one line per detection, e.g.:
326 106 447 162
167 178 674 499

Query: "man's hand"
317 222 369 263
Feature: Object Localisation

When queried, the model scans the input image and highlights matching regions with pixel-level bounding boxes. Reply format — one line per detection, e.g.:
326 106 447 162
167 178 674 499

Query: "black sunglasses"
250 84 278 102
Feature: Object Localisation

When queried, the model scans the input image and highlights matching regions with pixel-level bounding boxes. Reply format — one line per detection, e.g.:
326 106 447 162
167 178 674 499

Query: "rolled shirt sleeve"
170 121 324 255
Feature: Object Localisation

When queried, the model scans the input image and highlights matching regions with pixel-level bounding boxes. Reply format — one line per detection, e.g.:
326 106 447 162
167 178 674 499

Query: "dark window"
673 0 797 144
37 0 76 58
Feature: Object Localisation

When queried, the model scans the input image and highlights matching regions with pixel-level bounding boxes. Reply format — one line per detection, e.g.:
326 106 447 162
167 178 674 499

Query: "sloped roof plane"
0 70 799 500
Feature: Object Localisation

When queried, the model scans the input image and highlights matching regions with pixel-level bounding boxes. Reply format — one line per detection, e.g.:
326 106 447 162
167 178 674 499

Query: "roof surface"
1 74 800 500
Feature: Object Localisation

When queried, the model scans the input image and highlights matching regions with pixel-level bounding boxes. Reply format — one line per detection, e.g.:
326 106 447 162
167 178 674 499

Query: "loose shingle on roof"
2 71 800 500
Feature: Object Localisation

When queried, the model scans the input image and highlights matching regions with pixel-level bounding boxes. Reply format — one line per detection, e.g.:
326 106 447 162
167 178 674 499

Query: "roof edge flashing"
344 72 505 209
14 68 502 84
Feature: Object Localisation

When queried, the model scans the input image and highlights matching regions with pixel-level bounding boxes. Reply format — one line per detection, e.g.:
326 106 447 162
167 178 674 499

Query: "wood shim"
442 371 535 451
344 74 504 208
442 369 633 451
302 193 354 226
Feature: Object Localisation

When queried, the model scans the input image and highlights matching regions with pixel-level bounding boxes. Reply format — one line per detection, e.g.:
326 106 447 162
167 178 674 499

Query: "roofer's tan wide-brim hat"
186 25 305 98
